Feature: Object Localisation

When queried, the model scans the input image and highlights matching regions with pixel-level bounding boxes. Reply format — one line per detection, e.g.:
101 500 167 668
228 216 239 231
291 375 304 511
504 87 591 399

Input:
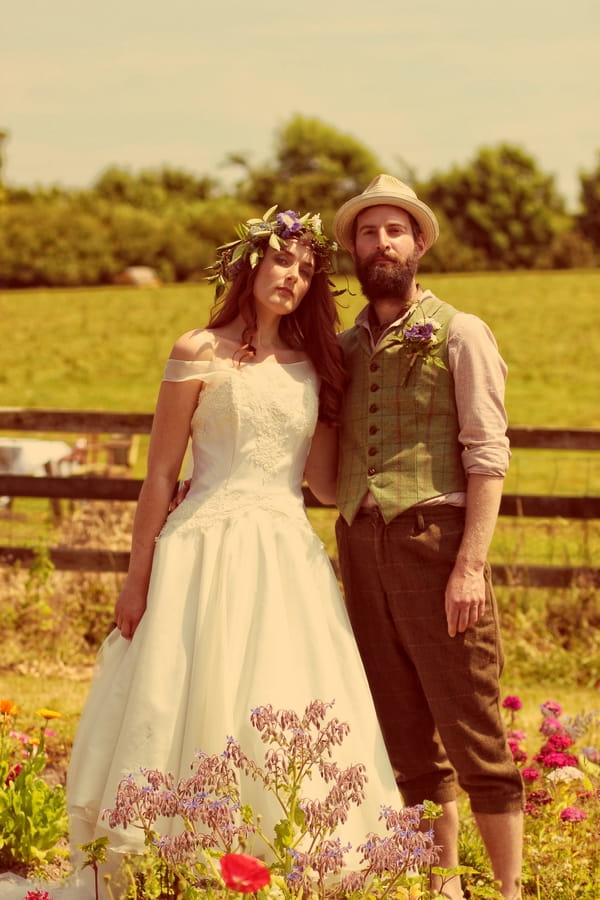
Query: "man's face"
352 205 425 302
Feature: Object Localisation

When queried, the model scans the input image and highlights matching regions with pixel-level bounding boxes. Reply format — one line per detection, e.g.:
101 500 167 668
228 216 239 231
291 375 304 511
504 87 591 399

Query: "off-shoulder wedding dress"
0 355 399 899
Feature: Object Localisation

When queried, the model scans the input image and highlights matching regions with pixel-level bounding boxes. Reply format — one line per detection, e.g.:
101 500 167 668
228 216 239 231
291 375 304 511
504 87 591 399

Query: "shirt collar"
355 287 432 346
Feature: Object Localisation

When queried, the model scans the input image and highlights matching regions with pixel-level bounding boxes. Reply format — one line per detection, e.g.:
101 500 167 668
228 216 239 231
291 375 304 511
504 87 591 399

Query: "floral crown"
206 206 338 299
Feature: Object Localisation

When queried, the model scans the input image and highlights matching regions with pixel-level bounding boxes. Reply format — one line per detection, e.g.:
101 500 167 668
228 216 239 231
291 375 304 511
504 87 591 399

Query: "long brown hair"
208 260 347 425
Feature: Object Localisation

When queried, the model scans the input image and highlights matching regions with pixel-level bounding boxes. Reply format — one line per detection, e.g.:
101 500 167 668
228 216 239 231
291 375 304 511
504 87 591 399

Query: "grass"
2 269 600 423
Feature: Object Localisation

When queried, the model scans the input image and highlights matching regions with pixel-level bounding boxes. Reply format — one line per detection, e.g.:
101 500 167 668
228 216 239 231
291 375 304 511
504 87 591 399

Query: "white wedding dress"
0 355 399 899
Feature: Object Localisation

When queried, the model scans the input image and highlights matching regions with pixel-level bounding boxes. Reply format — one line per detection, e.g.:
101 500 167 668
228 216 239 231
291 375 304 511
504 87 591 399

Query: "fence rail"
1 408 599 586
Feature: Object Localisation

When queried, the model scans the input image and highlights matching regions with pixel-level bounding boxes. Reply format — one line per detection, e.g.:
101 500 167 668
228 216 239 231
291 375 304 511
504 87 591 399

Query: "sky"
3 0 599 210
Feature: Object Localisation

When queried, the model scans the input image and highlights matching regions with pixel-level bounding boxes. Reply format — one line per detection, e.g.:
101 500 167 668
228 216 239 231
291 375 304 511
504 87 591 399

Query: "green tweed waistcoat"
337 294 466 524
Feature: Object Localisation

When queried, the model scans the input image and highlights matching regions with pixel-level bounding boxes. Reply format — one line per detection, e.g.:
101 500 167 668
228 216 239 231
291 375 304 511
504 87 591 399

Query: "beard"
355 248 420 303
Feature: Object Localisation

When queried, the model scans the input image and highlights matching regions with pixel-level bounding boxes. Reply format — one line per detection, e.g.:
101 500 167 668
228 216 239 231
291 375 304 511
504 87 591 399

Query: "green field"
2 269 599 563
2 269 600 425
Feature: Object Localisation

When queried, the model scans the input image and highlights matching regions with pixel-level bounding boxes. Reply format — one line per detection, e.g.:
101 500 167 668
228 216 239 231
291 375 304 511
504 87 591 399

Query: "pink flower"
540 716 565 736
508 742 527 764
527 789 553 807
24 891 54 900
4 763 23 785
545 733 574 751
540 700 562 718
220 853 271 893
503 695 522 711
508 729 526 742
521 767 539 782
559 807 588 822
534 750 578 768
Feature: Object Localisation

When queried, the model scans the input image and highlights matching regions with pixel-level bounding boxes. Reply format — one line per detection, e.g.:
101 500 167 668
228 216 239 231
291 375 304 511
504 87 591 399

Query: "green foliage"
92 165 217 210
495 583 600 689
0 197 116 287
534 228 597 269
230 114 382 220
577 150 600 250
0 705 68 870
422 143 568 270
1 122 597 283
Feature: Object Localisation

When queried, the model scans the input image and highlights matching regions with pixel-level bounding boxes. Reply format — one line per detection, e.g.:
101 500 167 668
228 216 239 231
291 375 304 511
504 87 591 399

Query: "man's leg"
474 810 523 900
368 506 523 898
336 511 463 896
429 800 464 900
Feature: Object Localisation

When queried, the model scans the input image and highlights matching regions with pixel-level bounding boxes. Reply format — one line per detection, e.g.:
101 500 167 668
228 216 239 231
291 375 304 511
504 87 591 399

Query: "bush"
0 702 68 870
0 200 115 287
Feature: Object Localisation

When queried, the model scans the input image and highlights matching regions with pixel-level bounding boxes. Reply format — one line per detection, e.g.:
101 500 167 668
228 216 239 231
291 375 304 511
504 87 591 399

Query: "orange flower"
0 699 19 716
35 708 62 720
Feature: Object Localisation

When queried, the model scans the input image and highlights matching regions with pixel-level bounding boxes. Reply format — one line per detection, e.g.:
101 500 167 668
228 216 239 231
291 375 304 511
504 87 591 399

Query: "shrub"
0 701 68 870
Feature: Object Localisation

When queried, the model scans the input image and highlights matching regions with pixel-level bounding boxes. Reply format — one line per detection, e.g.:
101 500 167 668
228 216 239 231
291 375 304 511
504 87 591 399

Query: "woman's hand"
114 583 147 640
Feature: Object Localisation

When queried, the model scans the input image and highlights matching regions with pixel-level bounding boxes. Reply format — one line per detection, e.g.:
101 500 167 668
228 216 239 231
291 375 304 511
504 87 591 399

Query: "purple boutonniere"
391 315 446 385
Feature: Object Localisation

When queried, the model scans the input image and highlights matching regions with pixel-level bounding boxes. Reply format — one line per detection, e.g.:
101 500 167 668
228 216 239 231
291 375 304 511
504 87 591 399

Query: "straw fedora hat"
333 174 439 252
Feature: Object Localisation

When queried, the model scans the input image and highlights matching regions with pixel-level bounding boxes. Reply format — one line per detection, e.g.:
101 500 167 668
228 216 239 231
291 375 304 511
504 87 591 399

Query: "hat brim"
333 193 439 253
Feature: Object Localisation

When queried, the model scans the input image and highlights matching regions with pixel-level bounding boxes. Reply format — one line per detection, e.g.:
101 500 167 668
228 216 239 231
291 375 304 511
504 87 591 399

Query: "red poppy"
219 853 271 893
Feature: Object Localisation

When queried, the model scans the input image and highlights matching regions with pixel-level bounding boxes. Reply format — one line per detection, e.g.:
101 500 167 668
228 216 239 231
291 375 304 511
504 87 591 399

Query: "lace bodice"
158 356 319 537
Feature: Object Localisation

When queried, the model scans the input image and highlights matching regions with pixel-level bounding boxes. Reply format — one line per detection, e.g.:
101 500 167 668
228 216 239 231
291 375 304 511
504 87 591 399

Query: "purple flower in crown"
276 210 304 239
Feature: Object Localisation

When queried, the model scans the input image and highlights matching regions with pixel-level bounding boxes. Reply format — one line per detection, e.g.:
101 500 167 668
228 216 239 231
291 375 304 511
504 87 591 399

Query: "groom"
331 175 524 900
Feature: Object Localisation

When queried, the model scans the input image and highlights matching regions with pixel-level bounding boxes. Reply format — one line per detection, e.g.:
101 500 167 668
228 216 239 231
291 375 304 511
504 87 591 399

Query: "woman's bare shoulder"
169 328 218 361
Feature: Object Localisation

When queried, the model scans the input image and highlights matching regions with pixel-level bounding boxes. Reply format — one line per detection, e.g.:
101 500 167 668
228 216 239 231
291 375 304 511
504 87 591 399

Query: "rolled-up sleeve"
448 313 510 477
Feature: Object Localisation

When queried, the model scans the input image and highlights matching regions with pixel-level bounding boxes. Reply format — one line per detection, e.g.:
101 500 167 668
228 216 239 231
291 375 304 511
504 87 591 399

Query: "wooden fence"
1 407 599 587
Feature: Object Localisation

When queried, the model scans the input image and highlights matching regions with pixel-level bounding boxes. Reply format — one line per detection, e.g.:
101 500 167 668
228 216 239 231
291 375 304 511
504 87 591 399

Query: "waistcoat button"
370 383 379 392
368 447 378 456
369 403 378 413
368 466 376 476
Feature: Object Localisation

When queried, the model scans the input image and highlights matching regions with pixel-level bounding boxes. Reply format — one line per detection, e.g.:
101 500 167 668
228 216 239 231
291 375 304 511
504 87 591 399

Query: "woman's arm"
114 378 202 638
304 421 339 506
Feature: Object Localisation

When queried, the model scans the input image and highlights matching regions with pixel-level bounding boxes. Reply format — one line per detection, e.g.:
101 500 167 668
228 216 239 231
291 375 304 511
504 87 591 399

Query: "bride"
0 208 401 899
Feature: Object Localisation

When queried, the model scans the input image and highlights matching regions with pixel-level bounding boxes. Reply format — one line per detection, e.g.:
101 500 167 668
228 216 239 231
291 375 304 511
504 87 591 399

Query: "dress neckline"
243 356 310 368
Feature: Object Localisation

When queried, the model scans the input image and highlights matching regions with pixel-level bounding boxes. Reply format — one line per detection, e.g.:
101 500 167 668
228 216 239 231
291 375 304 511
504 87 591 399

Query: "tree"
577 151 600 251
92 165 217 211
230 115 382 219
421 144 568 269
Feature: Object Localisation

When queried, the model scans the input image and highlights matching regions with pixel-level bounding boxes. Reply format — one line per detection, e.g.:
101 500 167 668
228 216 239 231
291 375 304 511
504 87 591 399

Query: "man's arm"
446 312 509 636
304 421 339 506
445 473 503 637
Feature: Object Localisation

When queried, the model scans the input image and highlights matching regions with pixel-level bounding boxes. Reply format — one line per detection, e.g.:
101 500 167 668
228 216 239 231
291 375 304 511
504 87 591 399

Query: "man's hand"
444 566 486 637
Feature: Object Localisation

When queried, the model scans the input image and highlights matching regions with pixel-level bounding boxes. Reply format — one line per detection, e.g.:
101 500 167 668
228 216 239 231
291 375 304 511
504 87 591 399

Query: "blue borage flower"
206 205 339 299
